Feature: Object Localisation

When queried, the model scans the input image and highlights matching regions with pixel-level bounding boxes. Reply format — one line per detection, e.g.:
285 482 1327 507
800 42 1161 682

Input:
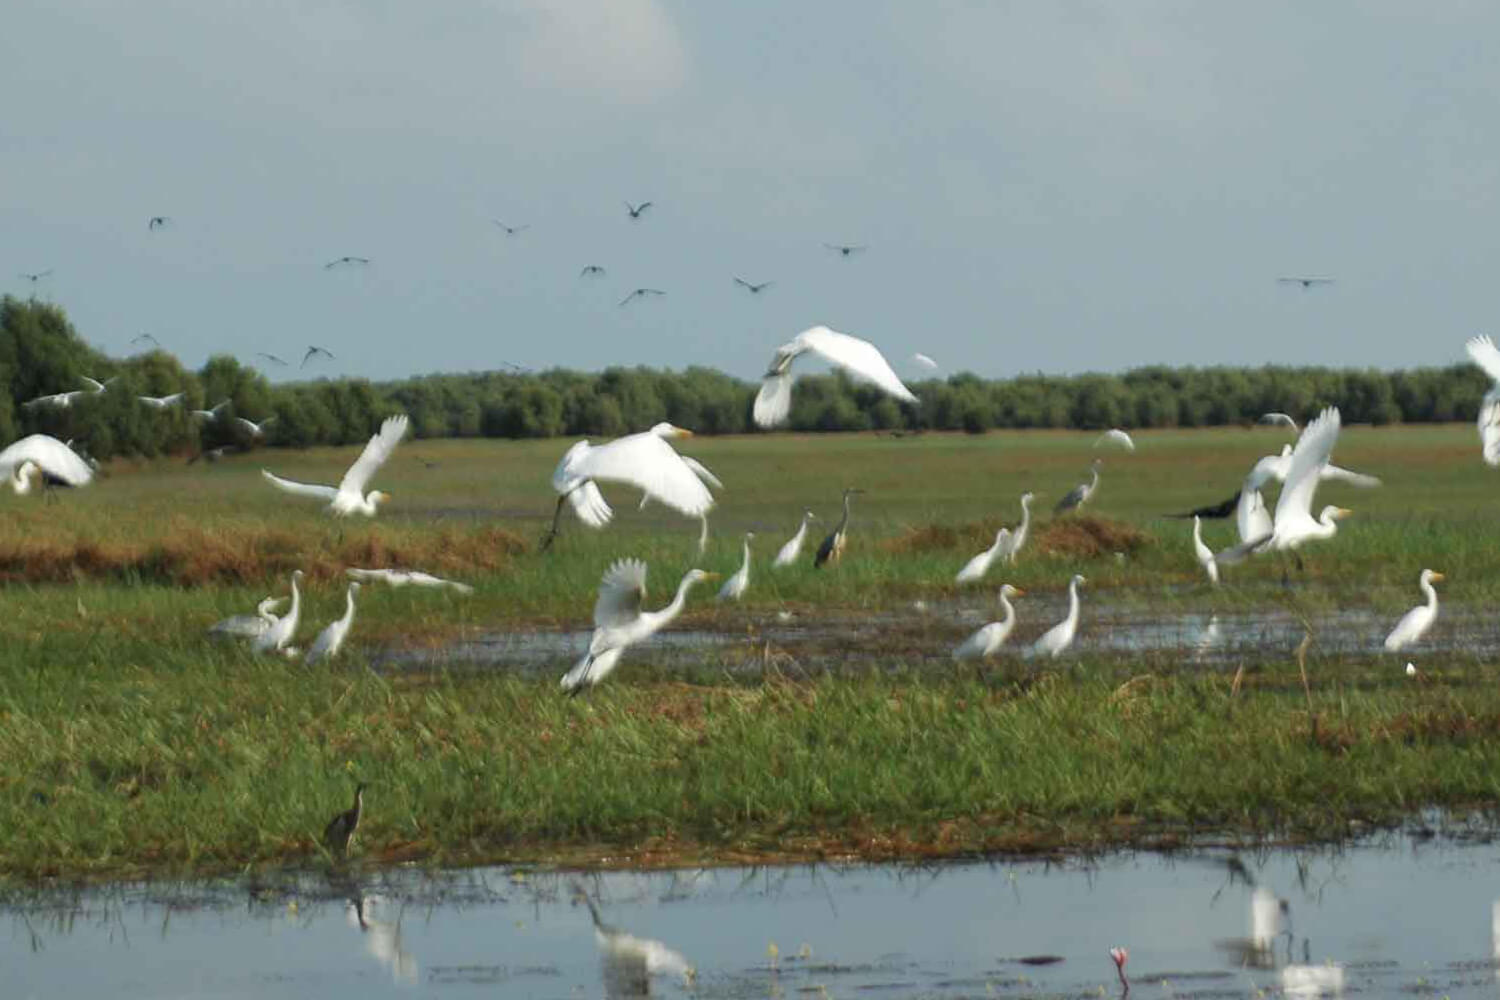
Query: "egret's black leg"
541 496 567 553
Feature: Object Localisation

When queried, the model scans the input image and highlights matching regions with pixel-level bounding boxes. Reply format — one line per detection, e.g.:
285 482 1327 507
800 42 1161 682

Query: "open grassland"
3 424 1500 879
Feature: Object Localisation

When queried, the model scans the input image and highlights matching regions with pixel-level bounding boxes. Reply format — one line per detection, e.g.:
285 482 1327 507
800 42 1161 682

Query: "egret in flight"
302 345 336 367
1094 428 1135 451
138 392 185 410
618 288 665 307
346 568 474 594
559 559 717 694
1028 574 1085 659
1054 460 1101 515
814 488 863 568
911 352 939 371
625 200 653 219
1465 334 1500 465
956 528 1011 584
1258 412 1299 430
191 400 230 421
773 510 816 567
952 584 1024 660
324 256 370 269
0 434 95 494
261 414 409 516
734 277 773 294
753 326 918 429
234 415 277 439
306 582 360 663
717 532 754 601
1383 569 1444 652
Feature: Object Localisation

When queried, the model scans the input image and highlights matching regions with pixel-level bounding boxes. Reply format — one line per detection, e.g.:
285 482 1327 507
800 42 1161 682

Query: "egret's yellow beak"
1430 572 1446 582
1012 588 1026 597
677 428 694 438
703 572 721 581
1336 507 1353 517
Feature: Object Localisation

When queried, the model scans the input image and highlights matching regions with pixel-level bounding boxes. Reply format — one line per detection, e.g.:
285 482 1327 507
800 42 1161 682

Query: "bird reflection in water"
345 894 417 984
1217 886 1343 996
574 887 694 997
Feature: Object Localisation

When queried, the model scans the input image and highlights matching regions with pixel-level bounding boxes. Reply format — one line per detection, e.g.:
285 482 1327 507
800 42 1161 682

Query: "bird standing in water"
324 782 367 856
814 488 864 568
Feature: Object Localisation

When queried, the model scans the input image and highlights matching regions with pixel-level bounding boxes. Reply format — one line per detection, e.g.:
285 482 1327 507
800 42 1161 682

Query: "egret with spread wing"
0 435 95 494
753 326 918 429
138 392 184 410
1258 412 1299 430
1465 335 1500 465
261 414 408 516
1094 428 1135 451
347 567 474 595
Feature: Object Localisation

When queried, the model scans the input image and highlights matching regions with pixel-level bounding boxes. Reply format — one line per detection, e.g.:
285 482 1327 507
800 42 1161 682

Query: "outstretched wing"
798 326 919 405
1480 387 1500 467
261 469 338 500
0 434 95 485
679 455 724 490
337 415 409 498
593 559 647 628
1467 335 1500 382
571 433 714 518
1320 464 1381 488
1273 407 1341 529
752 372 796 428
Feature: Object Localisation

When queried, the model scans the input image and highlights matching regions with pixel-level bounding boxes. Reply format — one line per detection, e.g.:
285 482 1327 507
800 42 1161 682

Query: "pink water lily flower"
1109 946 1129 991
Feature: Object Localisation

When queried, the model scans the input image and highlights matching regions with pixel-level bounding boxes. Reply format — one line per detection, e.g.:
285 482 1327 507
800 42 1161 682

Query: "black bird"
619 288 666 307
302 345 336 368
323 782 366 856
324 256 371 269
148 216 171 230
824 243 866 257
501 361 532 374
580 265 606 278
256 352 289 367
625 200 653 219
1164 490 1241 520
1276 276 1334 289
18 269 52 284
491 220 529 236
734 277 774 294
130 332 161 348
814 488 864 568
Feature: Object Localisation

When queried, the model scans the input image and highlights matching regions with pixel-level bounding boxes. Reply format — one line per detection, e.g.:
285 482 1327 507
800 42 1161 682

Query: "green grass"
2 424 1499 880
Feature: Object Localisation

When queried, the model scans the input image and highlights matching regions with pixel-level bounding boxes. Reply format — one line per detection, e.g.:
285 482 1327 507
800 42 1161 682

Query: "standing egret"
262 415 408 516
1028 575 1085 659
253 570 304 653
0 435 95 494
1383 569 1444 652
952 585 1024 660
209 596 286 640
307 582 360 664
1465 334 1500 465
814 488 863 568
753 326 918 429
323 782 366 855
956 528 1011 584
1054 460 1101 515
559 560 718 694
773 510 816 567
1003 492 1035 564
578 891 695 996
1094 428 1135 451
1192 516 1219 585
718 533 754 601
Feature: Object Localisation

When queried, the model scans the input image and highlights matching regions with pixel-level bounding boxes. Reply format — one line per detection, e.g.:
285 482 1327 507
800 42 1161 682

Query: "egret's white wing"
952 623 999 660
797 326 918 405
680 456 724 490
1273 407 1341 532
571 434 714 517
404 571 474 594
1235 489 1271 545
346 568 399 584
593 559 648 629
1094 429 1135 451
912 352 939 371
78 376 106 392
1320 464 1381 488
1215 532 1273 567
1244 453 1291 491
1258 412 1298 429
0 434 95 485
336 415 409 497
1466 334 1500 382
752 373 795 428
1480 387 1500 466
567 480 613 527
261 469 339 500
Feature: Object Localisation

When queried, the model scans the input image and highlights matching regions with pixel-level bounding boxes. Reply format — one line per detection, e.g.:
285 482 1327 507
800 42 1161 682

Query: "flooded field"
8 831 1500 998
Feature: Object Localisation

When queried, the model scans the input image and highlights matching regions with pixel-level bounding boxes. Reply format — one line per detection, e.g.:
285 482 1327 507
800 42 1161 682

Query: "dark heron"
1054 459 1101 515
323 782 366 855
814 488 864 568
733 277 773 294
324 256 370 269
624 200 653 219
823 242 866 257
302 345 336 368
148 215 171 230
618 288 665 307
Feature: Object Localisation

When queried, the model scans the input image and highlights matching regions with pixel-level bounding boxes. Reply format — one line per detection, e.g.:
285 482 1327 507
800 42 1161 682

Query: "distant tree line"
1 296 1488 459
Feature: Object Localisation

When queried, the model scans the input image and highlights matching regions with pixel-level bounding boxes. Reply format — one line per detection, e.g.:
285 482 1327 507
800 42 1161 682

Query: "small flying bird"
491 220 529 235
1277 276 1334 288
323 782 366 856
952 584 1025 660
190 399 230 421
1383 569 1444 652
753 325 919 429
346 567 474 594
625 200 653 219
234 415 277 439
911 353 939 371
324 256 370 269
580 265 606 278
256 352 289 367
262 414 408 516
734 277 773 294
619 288 666 307
824 243 866 257
130 332 161 348
137 392 185 410
306 581 360 664
147 216 171 230
24 390 85 409
1054 459 1102 515
1094 428 1136 451
302 345 336 368
18 269 52 284
1258 412 1299 430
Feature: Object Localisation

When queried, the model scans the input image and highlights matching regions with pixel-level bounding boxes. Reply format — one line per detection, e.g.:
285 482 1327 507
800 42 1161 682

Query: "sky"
4 2 1500 385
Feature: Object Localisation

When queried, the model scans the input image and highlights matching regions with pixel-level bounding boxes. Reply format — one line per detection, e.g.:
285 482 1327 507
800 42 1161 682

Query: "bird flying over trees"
18 269 51 284
130 333 161 348
256 352 289 366
302 345 336 368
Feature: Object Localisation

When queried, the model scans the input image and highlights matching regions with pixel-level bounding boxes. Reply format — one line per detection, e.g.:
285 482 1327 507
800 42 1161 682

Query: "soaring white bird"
1094 428 1135 451
911 352 939 371
1258 412 1299 430
952 584 1024 660
1465 334 1500 465
191 400 230 421
1192 516 1219 585
559 560 716 694
208 595 286 640
137 392 185 409
753 326 918 429
1003 492 1035 564
1028 574 1085 659
307 582 360 663
346 567 474 594
262 414 408 516
0 434 95 493
1054 460 1101 515
718 533 754 601
234 415 277 439
253 570 304 653
1384 569 1444 652
773 510 816 567
956 528 1011 584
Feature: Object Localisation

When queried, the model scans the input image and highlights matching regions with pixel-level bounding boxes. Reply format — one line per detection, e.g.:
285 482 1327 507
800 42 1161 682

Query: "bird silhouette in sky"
824 243 866 257
302 345 336 367
625 200 653 219
734 277 774 294
619 288 666 307
580 265 606 278
1277 276 1334 288
324 256 370 269
256 352 289 367
19 269 52 284
491 220 529 236
130 332 161 348
148 216 171 230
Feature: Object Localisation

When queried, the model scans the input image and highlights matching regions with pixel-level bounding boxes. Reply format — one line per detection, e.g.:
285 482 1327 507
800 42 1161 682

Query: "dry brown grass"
880 513 1151 560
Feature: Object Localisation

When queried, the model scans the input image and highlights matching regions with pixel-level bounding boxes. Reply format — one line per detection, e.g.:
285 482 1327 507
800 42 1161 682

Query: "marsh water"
9 832 1500 999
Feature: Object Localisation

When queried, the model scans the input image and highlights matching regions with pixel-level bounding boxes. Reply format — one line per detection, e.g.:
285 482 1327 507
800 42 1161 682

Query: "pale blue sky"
4 2 1499 383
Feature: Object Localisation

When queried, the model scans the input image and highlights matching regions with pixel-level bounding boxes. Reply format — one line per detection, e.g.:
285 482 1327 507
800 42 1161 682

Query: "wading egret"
956 528 1011 584
1465 334 1500 465
262 414 408 516
578 891 695 995
209 596 286 640
952 584 1024 660
814 488 863 568
559 560 718 694
253 569 304 653
718 533 754 601
307 582 360 664
1384 569 1444 651
346 568 474 594
1004 491 1035 564
323 782 366 855
1028 575 1085 659
753 326 918 429
773 510 816 567
1192 516 1219 585
1054 460 1101 515
0 434 95 493
1094 428 1135 451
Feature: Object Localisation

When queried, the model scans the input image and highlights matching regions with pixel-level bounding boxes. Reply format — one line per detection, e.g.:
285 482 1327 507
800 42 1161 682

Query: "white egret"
347 894 418 984
1258 412 1299 430
1465 334 1500 465
253 570 304 653
718 532 754 601
753 326 918 429
1094 428 1135 451
911 352 939 371
346 567 474 595
307 581 360 664
191 400 229 421
1383 569 1444 652
1028 575 1085 659
208 595 286 640
814 488 863 567
1257 408 1351 552
579 893 694 997
137 392 185 409
1192 516 1219 585
1003 491 1035 564
955 528 1011 584
262 414 408 516
773 510 816 567
1054 460 1101 515
559 560 717 694
24 389 84 408
234 415 277 439
952 584 1024 660
0 434 95 493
